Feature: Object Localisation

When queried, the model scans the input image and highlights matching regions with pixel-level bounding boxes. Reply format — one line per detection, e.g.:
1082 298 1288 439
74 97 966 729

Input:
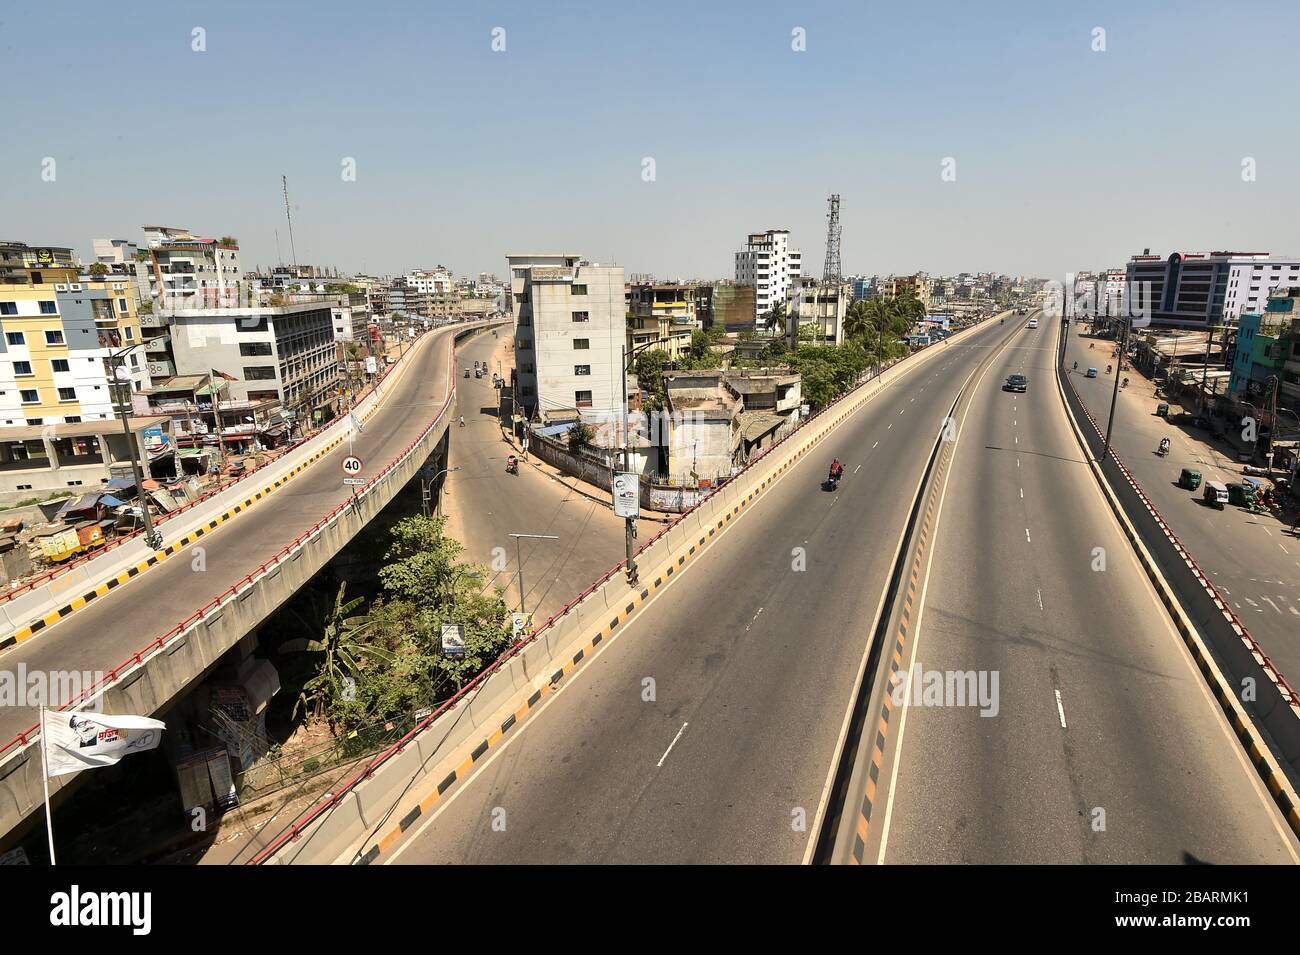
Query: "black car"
1005 374 1028 392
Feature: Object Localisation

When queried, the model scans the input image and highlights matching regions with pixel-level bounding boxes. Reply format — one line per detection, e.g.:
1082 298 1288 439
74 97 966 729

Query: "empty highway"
385 316 1025 864
868 318 1296 864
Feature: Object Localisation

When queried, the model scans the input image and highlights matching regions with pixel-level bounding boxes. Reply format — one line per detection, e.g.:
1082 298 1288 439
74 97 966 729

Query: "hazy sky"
3 1 1296 282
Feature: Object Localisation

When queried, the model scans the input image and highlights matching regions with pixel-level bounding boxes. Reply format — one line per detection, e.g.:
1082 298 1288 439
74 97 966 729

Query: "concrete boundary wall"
0 324 496 841
0 322 493 645
261 314 1011 865
1057 353 1300 784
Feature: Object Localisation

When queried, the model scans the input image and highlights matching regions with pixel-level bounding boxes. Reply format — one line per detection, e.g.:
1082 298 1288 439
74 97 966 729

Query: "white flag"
41 710 165 778
350 410 364 434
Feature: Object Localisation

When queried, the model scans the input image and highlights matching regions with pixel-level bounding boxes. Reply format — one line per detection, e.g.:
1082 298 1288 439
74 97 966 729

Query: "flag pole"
38 706 56 866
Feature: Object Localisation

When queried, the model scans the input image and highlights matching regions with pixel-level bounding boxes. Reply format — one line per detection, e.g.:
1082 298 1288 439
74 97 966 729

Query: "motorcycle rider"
1158 436 1170 456
829 458 844 483
506 454 518 473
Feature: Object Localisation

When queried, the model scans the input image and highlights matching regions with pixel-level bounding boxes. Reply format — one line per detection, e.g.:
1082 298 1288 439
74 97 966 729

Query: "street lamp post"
508 532 559 616
107 344 163 551
421 466 460 519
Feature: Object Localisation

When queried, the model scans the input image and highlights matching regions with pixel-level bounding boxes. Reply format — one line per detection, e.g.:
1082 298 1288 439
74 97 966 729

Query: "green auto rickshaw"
1228 482 1255 507
1156 402 1169 417
1179 468 1202 490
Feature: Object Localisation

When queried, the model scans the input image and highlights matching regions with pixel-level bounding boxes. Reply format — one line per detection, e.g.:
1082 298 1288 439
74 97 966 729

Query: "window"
12 361 32 376
57 387 76 402
571 285 588 295
20 389 39 403
575 390 593 407
573 338 590 349
124 327 133 341
574 365 591 376
239 342 274 357
244 365 277 380
44 330 64 345
572 311 590 322
39 300 57 314
118 298 128 313
0 303 16 316
51 359 69 373
64 416 81 423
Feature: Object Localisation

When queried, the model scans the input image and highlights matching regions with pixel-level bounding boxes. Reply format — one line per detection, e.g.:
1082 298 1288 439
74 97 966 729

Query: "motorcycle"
1156 440 1170 457
1106 364 1113 375
1122 377 1129 388
505 457 519 475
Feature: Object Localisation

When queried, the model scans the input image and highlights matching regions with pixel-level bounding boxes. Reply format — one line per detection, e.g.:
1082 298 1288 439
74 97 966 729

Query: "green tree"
88 262 108 278
567 421 595 452
634 349 670 412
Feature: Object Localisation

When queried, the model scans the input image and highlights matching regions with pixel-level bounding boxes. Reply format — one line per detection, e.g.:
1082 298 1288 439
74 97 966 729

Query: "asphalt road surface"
869 318 1297 864
390 317 1029 864
1064 329 1300 686
0 324 472 747
441 331 657 624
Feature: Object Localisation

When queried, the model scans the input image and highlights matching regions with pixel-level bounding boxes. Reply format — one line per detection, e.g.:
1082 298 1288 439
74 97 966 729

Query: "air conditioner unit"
69 284 82 292
55 283 69 292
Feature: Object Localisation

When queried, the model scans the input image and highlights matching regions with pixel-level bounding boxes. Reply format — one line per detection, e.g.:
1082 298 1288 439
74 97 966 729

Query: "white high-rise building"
735 230 801 318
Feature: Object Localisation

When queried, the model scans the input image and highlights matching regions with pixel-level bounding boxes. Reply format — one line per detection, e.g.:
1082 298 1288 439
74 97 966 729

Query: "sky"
2 0 1297 282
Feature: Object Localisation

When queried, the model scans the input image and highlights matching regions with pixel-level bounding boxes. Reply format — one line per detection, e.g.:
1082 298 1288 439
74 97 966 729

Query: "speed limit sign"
341 455 364 477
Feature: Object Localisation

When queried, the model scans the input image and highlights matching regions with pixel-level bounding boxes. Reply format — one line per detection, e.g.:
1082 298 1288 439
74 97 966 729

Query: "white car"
1027 319 1039 329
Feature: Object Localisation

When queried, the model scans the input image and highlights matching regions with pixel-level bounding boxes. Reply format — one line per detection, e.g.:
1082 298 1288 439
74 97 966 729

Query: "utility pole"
621 344 639 586
1101 316 1130 465
108 346 163 551
509 532 559 616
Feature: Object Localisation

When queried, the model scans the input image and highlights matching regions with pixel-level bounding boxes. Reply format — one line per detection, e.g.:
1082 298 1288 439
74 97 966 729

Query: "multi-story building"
0 268 148 427
1126 251 1300 329
735 230 801 318
792 278 849 344
1 242 77 285
626 282 698 358
92 238 137 266
885 273 932 312
698 282 757 334
167 302 341 418
141 226 242 311
507 253 623 420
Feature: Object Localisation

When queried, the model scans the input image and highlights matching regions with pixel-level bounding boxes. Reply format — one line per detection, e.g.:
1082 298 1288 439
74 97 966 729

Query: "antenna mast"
282 176 298 269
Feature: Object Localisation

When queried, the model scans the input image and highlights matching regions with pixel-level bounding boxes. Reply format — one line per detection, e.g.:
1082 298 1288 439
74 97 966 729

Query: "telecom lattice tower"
823 193 842 285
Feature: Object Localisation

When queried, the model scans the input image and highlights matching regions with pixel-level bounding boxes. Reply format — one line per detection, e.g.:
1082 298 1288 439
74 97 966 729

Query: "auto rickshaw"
1203 480 1229 509
1228 482 1256 507
1179 468 1202 490
1155 402 1169 418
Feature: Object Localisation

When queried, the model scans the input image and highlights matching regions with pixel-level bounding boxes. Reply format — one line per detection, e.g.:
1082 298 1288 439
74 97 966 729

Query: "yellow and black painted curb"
0 434 351 651
1056 347 1300 839
0 334 440 652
